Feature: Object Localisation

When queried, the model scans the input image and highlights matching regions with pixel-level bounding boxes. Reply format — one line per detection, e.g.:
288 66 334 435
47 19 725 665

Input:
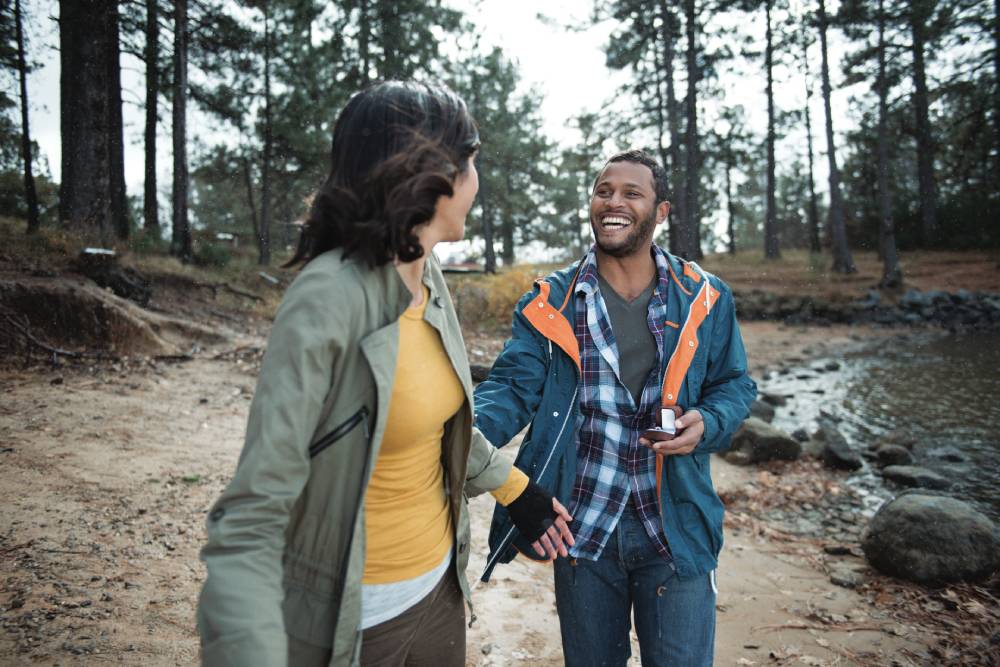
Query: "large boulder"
727 418 801 464
862 493 1000 585
817 420 863 470
875 444 914 467
881 465 951 490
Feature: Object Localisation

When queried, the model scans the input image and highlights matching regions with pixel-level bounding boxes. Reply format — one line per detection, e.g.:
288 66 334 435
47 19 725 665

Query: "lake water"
759 330 1000 522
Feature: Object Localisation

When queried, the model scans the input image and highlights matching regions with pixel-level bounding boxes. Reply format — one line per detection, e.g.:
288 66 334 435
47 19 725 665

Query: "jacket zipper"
308 406 370 458
483 385 578 577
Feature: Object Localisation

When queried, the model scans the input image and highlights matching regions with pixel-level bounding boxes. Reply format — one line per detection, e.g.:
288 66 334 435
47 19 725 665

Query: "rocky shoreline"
724 373 1000 590
735 286 1000 327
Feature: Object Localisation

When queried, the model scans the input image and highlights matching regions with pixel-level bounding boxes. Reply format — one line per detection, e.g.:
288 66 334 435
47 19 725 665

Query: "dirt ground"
2 237 995 666
0 319 944 667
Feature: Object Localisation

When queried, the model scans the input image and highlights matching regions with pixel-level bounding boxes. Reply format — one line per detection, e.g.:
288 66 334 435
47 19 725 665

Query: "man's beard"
593 209 658 258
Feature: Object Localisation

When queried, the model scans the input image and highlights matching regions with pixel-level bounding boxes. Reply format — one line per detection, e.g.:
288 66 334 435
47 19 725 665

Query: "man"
473 150 756 666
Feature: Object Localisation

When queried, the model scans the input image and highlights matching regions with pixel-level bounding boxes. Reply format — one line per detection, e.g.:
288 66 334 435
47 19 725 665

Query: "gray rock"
873 429 917 451
728 418 802 464
829 566 864 589
861 493 1000 585
927 446 968 463
791 427 810 442
749 400 776 423
760 392 787 407
881 465 951 490
875 444 914 467
818 420 863 470
801 439 826 458
824 360 841 371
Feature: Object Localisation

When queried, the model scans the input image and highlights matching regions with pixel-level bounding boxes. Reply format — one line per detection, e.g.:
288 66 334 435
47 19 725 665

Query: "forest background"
2 0 998 278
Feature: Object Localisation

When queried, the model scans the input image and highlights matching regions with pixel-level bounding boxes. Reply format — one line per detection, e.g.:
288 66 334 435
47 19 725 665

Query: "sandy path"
0 322 925 665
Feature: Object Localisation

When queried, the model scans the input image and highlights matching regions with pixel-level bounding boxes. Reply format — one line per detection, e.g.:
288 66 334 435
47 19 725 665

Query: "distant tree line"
0 0 997 283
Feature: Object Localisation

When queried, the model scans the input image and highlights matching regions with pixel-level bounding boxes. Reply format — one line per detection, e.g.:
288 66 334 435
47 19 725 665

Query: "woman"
196 81 572 667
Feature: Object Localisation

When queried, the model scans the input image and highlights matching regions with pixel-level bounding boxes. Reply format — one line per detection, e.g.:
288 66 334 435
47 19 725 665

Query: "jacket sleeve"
693 282 757 454
197 272 346 666
473 289 550 452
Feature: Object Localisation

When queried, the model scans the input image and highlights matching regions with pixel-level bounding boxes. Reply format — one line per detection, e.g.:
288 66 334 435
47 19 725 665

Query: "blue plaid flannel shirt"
568 245 674 562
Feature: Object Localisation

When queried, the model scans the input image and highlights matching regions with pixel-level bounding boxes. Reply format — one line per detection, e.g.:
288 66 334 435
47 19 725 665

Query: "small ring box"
641 408 677 441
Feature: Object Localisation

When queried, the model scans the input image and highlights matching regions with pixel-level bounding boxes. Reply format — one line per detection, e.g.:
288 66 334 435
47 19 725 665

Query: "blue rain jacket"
474 250 757 582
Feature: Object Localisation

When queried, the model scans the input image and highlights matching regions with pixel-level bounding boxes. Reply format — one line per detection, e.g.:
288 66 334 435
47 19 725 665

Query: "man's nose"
606 191 625 208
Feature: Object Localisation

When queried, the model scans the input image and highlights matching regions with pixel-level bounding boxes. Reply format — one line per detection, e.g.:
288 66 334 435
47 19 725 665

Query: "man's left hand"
639 409 704 455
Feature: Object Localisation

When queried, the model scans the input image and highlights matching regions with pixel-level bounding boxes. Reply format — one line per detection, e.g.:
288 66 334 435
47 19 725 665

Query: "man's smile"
599 214 633 229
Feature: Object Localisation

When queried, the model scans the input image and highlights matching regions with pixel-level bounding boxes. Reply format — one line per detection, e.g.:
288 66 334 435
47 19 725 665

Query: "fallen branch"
2 314 115 361
212 345 262 360
0 539 34 555
751 622 890 634
194 281 264 302
152 354 194 364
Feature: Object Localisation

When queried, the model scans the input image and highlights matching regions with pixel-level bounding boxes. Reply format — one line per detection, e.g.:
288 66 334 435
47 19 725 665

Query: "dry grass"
704 249 1000 298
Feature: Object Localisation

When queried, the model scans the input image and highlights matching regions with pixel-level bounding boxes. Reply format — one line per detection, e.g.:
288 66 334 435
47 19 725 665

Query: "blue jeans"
554 503 717 667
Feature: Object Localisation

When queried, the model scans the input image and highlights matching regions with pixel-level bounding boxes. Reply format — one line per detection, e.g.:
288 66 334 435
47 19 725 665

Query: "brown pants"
359 568 466 667
285 569 466 666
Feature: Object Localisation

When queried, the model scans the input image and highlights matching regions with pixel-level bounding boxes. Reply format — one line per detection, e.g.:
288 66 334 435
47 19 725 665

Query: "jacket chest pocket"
309 406 370 459
685 344 708 404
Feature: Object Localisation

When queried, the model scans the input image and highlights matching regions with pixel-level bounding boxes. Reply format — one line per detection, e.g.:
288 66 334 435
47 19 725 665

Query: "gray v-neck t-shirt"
597 273 659 405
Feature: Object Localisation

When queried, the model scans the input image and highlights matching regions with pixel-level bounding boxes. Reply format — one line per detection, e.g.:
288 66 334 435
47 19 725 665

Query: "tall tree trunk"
359 0 370 85
909 0 938 245
171 0 192 261
764 0 780 259
108 2 127 240
994 0 1000 181
241 156 259 242
658 1 685 255
259 3 272 266
803 41 821 254
501 171 515 266
143 0 159 233
14 0 39 234
59 0 123 243
726 159 735 255
377 1 399 78
818 0 856 273
876 0 902 287
681 0 702 260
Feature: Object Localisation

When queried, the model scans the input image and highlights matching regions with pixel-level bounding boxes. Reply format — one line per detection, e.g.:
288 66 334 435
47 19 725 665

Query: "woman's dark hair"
285 81 480 268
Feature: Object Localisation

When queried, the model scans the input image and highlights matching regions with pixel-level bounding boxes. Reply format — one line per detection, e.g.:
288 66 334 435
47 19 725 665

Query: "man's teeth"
602 216 631 227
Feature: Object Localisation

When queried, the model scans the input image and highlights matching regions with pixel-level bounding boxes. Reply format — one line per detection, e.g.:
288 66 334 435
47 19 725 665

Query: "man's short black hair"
598 149 670 204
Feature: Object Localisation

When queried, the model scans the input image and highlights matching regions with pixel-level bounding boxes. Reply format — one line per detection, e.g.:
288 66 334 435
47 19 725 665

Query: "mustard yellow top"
363 286 528 584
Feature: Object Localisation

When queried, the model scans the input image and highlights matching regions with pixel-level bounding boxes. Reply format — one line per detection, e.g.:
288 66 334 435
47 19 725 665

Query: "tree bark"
803 40 821 254
818 0 856 273
14 0 39 234
658 1 685 255
143 0 159 233
726 160 735 255
58 0 124 244
171 0 192 261
681 0 702 260
501 171 515 266
994 0 1000 181
478 157 496 273
876 0 902 287
108 2 127 241
258 2 272 266
359 0 370 85
764 0 780 259
909 0 938 245
241 156 259 242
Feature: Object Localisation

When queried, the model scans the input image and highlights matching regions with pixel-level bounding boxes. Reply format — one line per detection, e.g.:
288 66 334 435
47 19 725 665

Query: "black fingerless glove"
506 480 558 543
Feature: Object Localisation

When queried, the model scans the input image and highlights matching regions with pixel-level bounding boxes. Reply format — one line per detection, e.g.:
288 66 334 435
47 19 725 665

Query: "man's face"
589 161 668 258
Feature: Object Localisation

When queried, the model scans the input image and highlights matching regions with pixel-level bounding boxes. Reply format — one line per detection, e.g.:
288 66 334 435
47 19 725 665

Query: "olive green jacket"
196 250 512 666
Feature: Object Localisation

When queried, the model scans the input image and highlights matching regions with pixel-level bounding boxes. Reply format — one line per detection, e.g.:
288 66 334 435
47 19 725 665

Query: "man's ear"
657 201 671 225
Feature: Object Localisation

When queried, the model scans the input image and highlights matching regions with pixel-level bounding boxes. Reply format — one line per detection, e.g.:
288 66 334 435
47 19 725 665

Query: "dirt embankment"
1 245 997 666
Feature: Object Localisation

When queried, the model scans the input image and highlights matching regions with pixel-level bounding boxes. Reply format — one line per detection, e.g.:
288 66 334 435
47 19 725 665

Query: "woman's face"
427 154 479 244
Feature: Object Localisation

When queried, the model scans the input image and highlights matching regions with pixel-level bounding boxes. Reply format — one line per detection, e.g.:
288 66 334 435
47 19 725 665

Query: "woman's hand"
506 481 575 559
